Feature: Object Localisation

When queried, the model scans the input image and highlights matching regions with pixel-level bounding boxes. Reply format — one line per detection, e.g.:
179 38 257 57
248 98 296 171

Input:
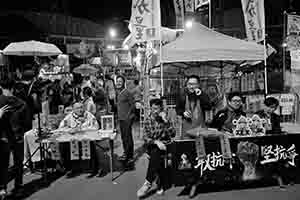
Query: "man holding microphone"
176 75 212 139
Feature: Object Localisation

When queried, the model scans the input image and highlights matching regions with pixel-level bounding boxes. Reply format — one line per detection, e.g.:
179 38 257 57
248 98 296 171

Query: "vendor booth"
139 22 300 192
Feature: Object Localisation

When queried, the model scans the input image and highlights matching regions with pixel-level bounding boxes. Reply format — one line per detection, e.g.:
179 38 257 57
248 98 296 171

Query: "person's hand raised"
0 105 11 119
183 110 192 119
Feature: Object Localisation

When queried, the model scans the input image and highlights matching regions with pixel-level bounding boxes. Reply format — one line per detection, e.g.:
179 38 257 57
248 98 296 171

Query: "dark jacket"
116 88 135 121
255 110 281 134
210 106 246 132
175 89 212 120
0 95 30 143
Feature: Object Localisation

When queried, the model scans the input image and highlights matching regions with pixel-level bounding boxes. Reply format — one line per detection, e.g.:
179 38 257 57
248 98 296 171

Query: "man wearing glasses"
210 92 246 134
176 75 212 138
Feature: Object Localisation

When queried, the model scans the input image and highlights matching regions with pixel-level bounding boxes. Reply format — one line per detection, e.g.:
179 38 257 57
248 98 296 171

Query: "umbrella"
3 40 62 56
73 64 99 76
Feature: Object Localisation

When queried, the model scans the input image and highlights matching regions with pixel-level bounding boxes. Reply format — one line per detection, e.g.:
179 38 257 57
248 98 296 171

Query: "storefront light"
185 20 193 29
123 45 129 50
109 28 117 38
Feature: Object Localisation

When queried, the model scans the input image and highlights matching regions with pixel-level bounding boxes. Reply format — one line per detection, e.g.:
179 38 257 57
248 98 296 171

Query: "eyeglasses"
231 99 242 103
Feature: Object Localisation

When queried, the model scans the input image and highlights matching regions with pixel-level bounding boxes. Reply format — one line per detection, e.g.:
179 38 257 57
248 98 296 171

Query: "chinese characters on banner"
195 0 209 10
130 0 161 43
241 0 265 42
287 14 300 51
279 94 295 115
173 0 185 29
184 0 195 12
194 152 225 177
261 144 298 166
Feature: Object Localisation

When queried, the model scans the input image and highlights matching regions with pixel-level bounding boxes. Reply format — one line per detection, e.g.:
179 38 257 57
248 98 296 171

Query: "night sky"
0 0 132 24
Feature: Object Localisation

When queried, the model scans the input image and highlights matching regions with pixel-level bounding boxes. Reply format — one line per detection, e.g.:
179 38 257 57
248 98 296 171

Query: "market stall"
141 23 300 190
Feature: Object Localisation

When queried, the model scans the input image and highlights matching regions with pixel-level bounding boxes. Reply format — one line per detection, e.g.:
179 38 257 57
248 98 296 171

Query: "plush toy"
232 116 252 136
249 114 266 136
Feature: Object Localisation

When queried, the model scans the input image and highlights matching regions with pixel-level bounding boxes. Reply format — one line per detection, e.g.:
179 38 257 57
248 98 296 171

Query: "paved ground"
5 123 300 200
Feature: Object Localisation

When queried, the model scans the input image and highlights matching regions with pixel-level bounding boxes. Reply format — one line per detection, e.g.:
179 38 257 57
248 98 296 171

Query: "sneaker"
156 188 164 195
118 155 127 161
0 189 6 200
137 181 152 198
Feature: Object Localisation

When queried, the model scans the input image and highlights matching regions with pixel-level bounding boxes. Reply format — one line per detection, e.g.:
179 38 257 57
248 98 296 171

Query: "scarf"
185 93 205 128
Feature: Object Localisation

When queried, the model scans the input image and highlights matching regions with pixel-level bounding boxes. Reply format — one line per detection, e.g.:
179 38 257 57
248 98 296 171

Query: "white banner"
130 0 161 43
290 50 300 70
195 0 209 10
287 14 300 51
173 0 185 29
241 0 265 42
185 0 195 12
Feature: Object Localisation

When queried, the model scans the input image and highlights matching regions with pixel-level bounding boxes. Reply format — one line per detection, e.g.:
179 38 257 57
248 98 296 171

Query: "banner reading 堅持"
287 14 300 51
241 0 265 42
130 0 161 44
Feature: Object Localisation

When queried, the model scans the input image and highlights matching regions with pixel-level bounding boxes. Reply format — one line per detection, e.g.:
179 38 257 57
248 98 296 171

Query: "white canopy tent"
161 23 265 63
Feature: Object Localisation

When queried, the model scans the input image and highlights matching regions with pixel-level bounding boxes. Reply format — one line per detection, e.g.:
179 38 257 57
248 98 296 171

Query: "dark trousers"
0 141 10 190
146 145 167 190
90 141 106 172
11 141 24 188
119 119 134 159
0 140 24 190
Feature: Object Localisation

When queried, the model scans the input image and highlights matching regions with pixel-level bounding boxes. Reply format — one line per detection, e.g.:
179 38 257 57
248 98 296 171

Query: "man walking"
0 79 30 198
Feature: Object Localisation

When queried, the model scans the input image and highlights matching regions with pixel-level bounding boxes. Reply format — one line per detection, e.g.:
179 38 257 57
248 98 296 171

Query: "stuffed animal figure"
232 116 252 136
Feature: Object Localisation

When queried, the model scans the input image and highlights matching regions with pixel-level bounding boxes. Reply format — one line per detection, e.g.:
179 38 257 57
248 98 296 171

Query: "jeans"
119 119 134 159
145 145 167 190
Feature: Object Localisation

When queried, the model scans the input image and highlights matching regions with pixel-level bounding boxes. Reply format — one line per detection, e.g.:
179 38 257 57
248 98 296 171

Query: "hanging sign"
241 0 265 42
185 0 195 12
130 0 161 43
287 14 300 51
173 0 185 29
195 0 209 10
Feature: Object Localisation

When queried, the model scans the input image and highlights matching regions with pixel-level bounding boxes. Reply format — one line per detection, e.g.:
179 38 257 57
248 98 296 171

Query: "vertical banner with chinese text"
130 0 161 44
289 50 300 97
195 0 209 10
173 0 185 29
241 0 265 42
287 14 300 51
185 0 195 12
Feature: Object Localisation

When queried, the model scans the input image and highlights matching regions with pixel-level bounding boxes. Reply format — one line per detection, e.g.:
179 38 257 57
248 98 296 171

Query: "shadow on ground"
6 172 64 200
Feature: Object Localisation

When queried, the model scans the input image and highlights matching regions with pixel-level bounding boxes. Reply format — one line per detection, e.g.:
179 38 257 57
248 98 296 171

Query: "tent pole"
263 35 268 95
283 11 287 91
159 28 163 97
209 0 212 28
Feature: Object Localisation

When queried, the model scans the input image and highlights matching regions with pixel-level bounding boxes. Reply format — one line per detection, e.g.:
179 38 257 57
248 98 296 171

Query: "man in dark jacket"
255 97 281 134
0 79 30 197
176 75 212 138
210 92 246 133
115 75 135 164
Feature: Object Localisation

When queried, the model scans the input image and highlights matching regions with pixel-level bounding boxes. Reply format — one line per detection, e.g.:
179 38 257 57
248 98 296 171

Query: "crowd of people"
0 70 285 199
0 70 142 199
